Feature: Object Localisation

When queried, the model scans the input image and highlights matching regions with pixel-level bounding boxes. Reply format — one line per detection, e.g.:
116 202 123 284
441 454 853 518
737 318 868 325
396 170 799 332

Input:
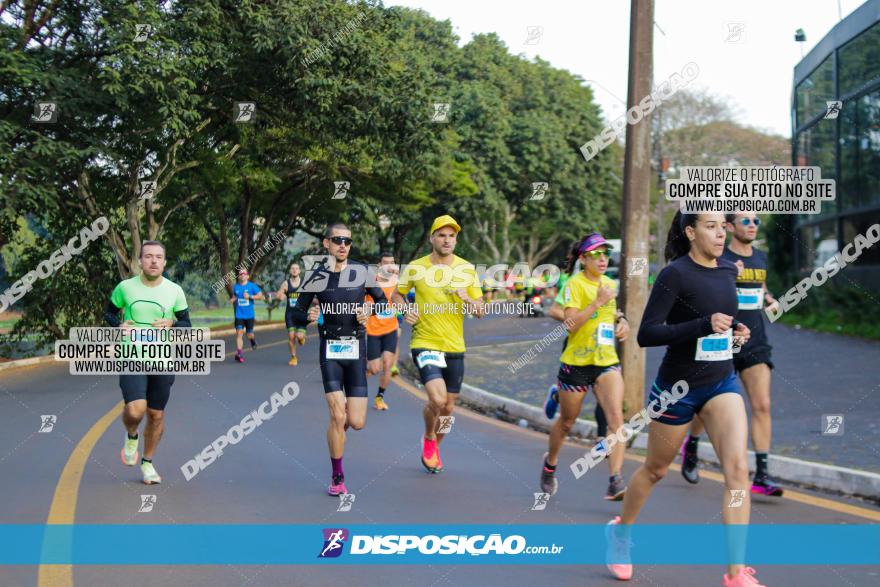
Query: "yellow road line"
38 335 298 586
38 400 122 587
392 376 880 522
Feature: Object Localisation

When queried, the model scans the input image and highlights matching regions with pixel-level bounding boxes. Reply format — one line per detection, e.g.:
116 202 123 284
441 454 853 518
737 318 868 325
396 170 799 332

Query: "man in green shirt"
103 240 191 485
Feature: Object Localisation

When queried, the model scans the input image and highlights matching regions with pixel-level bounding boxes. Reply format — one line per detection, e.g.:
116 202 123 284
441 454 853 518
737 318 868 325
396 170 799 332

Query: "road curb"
458 382 880 500
0 322 285 374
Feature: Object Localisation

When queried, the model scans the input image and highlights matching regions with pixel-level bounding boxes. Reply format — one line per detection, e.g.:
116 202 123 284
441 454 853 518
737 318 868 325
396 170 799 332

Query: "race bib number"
375 307 395 319
597 323 615 346
695 329 733 361
416 350 447 369
736 287 763 310
326 339 358 360
237 298 250 307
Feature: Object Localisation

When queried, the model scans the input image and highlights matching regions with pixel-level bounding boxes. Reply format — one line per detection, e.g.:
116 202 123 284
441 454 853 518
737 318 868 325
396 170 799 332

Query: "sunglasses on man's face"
329 236 353 246
739 218 761 227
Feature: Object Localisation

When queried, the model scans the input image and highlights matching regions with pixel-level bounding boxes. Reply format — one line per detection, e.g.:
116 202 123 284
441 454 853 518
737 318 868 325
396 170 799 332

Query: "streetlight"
795 28 807 57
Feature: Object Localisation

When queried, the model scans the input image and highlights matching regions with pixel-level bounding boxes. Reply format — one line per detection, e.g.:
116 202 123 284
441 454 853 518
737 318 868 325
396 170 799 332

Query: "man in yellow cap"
393 215 486 473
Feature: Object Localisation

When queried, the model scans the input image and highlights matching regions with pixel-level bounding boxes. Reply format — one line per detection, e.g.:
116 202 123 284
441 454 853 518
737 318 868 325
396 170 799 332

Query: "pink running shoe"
605 516 633 580
327 478 348 496
723 567 766 586
421 436 443 473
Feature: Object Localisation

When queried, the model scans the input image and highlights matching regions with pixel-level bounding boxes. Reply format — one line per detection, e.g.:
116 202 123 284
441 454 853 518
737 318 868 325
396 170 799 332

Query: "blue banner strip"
1 524 877 565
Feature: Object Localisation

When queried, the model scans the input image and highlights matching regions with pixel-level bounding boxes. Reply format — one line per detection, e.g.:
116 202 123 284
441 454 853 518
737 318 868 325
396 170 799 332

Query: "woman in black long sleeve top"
606 212 766 587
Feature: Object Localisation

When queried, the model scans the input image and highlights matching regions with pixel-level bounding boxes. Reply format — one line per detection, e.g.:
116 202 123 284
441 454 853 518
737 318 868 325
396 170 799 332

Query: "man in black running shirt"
290 222 388 496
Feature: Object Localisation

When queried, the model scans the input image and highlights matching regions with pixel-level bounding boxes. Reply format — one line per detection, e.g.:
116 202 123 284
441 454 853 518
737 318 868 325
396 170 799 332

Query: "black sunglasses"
329 236 353 246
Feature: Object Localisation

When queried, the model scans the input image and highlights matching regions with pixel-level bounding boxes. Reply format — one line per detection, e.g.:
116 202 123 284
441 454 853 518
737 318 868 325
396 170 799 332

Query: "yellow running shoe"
374 396 388 411
288 356 298 366
390 365 400 377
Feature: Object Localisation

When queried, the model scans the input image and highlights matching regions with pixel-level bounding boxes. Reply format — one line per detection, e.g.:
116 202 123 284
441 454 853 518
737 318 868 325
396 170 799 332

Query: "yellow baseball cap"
430 214 461 234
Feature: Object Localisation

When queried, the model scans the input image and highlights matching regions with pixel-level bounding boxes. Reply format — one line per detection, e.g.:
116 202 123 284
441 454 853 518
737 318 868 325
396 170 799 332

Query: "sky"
386 0 867 138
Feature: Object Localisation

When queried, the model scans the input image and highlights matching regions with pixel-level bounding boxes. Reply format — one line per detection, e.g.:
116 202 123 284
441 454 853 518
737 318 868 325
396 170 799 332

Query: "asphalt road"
0 316 877 587
465 306 880 472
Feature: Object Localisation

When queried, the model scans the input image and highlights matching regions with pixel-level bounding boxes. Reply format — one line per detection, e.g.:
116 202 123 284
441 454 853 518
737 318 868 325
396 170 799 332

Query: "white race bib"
416 350 447 369
736 287 763 310
695 329 733 361
326 339 359 360
237 298 250 307
376 307 395 319
597 323 615 346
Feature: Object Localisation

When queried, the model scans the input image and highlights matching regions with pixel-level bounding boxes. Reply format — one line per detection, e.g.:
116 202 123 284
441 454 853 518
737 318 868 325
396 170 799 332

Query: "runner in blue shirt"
230 268 265 363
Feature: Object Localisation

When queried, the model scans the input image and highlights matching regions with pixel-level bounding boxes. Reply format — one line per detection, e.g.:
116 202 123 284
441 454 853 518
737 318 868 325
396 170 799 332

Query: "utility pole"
620 0 654 418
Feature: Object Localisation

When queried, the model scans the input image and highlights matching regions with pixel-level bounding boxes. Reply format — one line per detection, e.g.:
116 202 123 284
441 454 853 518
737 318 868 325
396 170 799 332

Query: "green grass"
777 310 880 340
190 305 284 330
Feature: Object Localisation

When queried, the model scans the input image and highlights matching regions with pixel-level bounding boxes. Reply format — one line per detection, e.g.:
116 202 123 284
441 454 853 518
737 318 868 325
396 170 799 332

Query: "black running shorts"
367 330 398 361
410 348 465 393
234 318 255 333
119 374 175 411
319 334 368 398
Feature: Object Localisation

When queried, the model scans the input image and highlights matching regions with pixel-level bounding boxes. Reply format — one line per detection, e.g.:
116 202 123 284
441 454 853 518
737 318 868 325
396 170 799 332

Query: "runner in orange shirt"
366 252 400 411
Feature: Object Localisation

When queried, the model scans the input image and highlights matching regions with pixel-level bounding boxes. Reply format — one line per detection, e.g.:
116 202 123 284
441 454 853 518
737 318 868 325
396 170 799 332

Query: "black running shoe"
540 453 558 496
604 473 627 501
751 473 784 497
250 337 257 350
680 438 700 484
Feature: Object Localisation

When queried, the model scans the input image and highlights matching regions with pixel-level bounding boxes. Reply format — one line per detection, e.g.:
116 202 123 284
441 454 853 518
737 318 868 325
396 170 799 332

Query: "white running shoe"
120 436 139 466
141 461 162 485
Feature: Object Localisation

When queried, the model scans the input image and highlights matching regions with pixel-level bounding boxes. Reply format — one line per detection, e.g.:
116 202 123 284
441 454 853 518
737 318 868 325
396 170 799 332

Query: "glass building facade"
792 0 880 287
